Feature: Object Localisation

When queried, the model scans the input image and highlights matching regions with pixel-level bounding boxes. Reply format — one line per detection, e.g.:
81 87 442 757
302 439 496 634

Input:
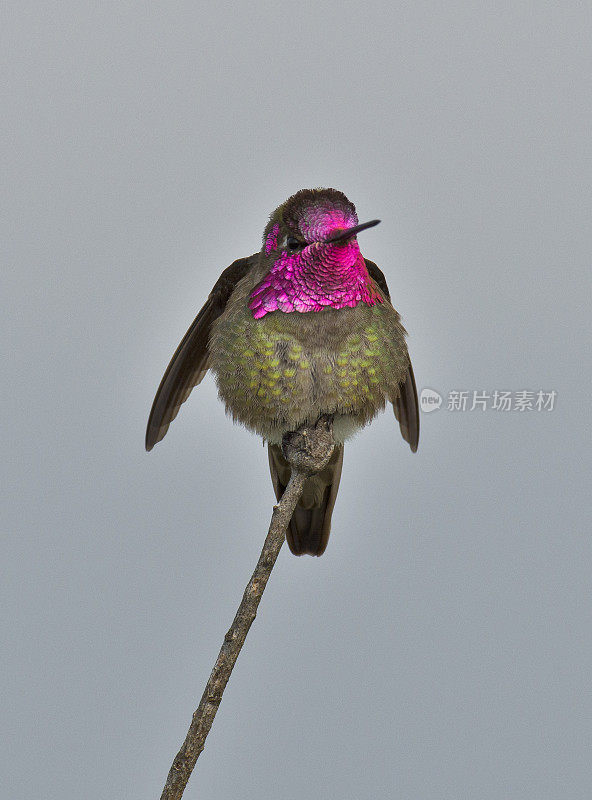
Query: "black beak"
324 219 381 243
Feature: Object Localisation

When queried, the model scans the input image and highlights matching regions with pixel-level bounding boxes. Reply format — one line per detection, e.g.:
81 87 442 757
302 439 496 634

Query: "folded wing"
365 258 419 453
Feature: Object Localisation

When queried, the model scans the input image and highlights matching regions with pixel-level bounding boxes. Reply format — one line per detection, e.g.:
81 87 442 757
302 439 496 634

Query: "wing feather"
145 256 254 450
365 258 419 452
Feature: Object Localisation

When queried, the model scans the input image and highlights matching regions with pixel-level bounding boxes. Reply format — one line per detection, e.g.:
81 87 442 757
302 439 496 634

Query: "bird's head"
261 187 379 264
250 188 381 318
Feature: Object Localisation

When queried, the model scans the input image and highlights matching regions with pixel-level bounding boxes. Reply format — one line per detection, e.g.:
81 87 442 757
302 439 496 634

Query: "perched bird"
146 188 419 556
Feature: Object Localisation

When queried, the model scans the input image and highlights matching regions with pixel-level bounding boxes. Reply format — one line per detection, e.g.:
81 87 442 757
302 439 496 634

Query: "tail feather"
268 443 344 556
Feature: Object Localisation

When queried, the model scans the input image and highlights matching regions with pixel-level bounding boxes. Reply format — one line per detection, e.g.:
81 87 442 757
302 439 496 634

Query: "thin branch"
159 416 335 800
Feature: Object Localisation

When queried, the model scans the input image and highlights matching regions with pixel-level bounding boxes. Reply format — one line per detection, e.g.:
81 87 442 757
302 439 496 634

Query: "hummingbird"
146 188 419 556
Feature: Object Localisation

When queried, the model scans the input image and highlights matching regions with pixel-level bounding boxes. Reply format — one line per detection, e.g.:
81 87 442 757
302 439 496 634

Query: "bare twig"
159 416 335 800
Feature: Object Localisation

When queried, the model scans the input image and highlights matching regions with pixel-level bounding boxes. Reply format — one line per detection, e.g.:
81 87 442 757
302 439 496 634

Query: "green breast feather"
209 300 409 441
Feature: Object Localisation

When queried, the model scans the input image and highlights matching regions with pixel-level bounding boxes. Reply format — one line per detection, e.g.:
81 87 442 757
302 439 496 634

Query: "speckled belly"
209 300 409 443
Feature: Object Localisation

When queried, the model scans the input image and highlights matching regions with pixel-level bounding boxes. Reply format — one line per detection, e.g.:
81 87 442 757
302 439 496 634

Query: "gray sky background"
3 2 591 798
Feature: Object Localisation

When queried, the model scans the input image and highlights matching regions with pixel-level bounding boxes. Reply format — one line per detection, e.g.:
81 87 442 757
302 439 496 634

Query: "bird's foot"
281 414 335 476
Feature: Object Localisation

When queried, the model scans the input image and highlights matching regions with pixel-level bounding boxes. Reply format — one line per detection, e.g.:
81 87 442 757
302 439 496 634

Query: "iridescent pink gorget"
249 205 382 319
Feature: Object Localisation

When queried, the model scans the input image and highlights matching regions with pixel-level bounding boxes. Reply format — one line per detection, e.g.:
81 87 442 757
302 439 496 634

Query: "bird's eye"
287 236 303 252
